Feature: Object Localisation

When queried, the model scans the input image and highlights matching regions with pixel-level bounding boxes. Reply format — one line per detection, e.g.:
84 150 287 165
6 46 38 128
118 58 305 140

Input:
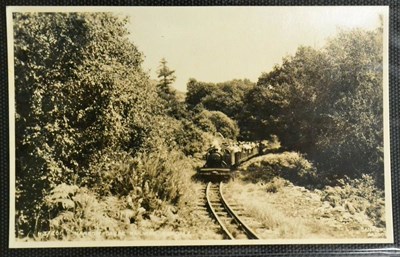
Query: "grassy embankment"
224 152 386 239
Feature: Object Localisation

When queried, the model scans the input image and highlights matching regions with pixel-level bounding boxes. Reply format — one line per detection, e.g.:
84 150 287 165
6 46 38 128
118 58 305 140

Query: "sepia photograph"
7 6 392 247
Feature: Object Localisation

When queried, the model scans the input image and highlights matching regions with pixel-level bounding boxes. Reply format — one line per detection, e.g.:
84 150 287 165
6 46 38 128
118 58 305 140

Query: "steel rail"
205 182 234 239
219 182 260 239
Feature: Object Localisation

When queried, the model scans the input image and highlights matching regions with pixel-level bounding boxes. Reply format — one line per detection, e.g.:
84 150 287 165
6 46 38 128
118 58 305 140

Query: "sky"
119 6 387 92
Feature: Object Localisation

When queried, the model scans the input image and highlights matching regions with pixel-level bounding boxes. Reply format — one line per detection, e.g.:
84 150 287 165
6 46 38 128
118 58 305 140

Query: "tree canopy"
157 57 176 94
185 79 254 121
245 28 384 185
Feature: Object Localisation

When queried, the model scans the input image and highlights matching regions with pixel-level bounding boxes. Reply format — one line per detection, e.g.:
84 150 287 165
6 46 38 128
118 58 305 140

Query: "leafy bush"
243 152 317 186
265 177 289 193
13 12 163 237
37 146 197 240
193 110 239 140
185 78 254 119
170 119 211 156
89 144 195 215
13 12 202 239
39 184 134 240
87 149 137 196
321 174 385 228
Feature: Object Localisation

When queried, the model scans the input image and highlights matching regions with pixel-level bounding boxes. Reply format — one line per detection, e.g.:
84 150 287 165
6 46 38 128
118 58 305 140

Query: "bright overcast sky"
121 6 387 92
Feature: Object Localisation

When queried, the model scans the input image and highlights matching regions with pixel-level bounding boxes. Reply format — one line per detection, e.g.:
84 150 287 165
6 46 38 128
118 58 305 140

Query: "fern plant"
44 183 128 240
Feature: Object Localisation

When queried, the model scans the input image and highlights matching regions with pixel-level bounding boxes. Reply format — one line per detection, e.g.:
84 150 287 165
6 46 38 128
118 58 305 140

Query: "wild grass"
225 176 385 240
227 181 315 239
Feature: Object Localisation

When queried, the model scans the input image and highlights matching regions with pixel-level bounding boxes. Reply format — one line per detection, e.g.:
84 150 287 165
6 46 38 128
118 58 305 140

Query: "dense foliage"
247 28 384 186
14 12 208 238
186 79 254 119
185 26 384 187
193 110 239 140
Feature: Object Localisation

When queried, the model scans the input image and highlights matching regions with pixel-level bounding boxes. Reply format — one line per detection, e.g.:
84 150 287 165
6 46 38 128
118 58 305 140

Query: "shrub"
265 177 288 193
242 152 317 187
174 119 212 156
321 174 385 228
13 12 162 237
42 184 130 240
193 110 239 140
40 147 198 240
89 145 196 216
88 149 138 196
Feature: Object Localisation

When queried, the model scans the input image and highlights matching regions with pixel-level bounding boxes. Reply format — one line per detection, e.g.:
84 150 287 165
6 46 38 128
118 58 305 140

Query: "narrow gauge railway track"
205 182 260 240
